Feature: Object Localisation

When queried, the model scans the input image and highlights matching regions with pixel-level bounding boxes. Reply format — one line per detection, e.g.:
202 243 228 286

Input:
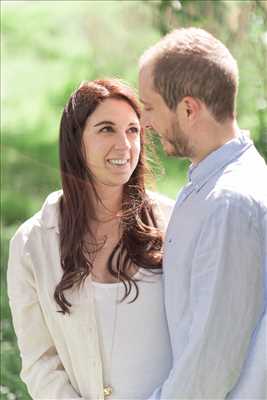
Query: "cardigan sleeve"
7 231 87 400
147 190 175 231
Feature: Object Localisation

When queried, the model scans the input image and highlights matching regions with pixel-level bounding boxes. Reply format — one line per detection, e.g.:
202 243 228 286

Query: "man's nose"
140 112 152 130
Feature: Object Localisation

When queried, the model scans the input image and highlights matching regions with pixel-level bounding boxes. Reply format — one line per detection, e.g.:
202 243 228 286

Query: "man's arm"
149 196 265 399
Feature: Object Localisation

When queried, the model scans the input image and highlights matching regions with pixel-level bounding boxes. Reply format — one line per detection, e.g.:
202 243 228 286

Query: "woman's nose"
114 132 131 150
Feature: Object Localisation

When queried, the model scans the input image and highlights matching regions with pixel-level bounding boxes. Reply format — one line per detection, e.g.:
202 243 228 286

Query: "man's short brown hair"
140 28 239 122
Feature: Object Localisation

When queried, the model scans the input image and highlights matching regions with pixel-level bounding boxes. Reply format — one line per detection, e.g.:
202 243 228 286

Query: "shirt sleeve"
148 196 265 399
7 232 87 400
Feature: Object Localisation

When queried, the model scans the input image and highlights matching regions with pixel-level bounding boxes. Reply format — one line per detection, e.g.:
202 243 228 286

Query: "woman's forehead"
87 98 140 125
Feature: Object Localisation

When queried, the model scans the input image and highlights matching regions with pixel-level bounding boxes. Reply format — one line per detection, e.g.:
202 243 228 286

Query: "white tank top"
92 268 172 399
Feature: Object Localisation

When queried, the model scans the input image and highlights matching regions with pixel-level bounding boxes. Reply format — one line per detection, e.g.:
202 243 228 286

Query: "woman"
7 79 174 399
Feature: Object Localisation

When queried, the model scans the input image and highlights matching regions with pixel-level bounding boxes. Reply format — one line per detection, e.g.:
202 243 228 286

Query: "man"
139 28 267 399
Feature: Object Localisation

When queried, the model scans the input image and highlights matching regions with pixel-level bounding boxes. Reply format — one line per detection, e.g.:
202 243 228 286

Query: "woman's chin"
94 176 131 189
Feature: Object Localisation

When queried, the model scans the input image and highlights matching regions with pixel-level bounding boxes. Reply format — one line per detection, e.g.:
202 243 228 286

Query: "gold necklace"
103 276 120 398
92 258 121 398
103 385 113 397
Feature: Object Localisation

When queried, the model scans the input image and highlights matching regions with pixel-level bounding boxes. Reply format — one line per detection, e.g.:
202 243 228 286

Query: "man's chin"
163 141 179 157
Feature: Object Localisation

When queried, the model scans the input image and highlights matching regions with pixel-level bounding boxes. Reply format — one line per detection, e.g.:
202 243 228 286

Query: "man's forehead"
139 65 155 98
139 63 154 82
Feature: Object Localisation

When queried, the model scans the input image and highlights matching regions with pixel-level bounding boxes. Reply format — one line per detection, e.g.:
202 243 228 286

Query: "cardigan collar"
39 190 62 234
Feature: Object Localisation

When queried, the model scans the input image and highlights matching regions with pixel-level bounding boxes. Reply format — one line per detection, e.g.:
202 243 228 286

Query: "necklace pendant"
104 385 113 397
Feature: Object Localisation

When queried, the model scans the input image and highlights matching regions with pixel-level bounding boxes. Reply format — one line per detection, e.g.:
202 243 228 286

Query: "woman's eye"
99 126 114 133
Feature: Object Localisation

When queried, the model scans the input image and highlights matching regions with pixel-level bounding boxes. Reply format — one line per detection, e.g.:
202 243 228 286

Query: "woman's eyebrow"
93 121 139 127
93 120 116 127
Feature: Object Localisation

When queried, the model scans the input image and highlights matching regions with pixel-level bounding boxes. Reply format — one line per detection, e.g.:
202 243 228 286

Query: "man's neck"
191 119 240 166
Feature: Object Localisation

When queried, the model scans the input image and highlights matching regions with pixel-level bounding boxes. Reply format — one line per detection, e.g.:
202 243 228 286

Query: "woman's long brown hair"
55 79 163 314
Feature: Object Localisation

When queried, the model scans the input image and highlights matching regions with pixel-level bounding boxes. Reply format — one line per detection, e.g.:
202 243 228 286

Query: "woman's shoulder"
146 190 175 230
10 190 62 247
147 190 175 207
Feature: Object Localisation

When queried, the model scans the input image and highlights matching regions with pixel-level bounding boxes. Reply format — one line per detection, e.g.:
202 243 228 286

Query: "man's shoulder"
212 149 267 208
204 184 266 229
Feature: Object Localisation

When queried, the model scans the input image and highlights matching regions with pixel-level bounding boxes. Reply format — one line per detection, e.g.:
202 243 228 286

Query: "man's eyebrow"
93 120 116 127
139 99 150 105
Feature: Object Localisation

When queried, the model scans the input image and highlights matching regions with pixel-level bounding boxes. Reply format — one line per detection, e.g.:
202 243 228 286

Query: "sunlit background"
1 1 267 398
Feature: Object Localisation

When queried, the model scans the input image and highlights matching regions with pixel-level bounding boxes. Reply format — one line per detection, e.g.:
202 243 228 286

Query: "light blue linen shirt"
150 133 267 399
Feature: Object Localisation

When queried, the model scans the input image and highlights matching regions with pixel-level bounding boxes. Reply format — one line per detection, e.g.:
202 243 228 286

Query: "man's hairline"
139 57 158 97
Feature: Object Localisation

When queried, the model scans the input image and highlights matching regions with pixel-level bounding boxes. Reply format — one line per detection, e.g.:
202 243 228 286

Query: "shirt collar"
188 131 253 192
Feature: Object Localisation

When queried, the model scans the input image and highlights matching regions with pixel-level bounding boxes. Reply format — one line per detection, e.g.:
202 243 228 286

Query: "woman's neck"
88 185 125 283
93 184 123 222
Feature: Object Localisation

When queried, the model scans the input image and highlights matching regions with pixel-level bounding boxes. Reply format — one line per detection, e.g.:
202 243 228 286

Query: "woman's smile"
106 158 130 170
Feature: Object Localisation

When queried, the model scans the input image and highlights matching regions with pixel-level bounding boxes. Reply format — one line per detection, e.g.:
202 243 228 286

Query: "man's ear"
178 96 201 124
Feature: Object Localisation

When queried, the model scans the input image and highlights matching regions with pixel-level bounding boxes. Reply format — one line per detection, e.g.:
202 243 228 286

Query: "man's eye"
128 126 140 134
99 126 114 133
144 107 153 112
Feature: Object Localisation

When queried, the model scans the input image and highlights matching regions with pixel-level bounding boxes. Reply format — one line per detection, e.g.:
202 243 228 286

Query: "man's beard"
165 119 195 159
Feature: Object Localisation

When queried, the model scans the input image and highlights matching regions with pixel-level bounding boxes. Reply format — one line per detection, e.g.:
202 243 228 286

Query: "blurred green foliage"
1 1 266 398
